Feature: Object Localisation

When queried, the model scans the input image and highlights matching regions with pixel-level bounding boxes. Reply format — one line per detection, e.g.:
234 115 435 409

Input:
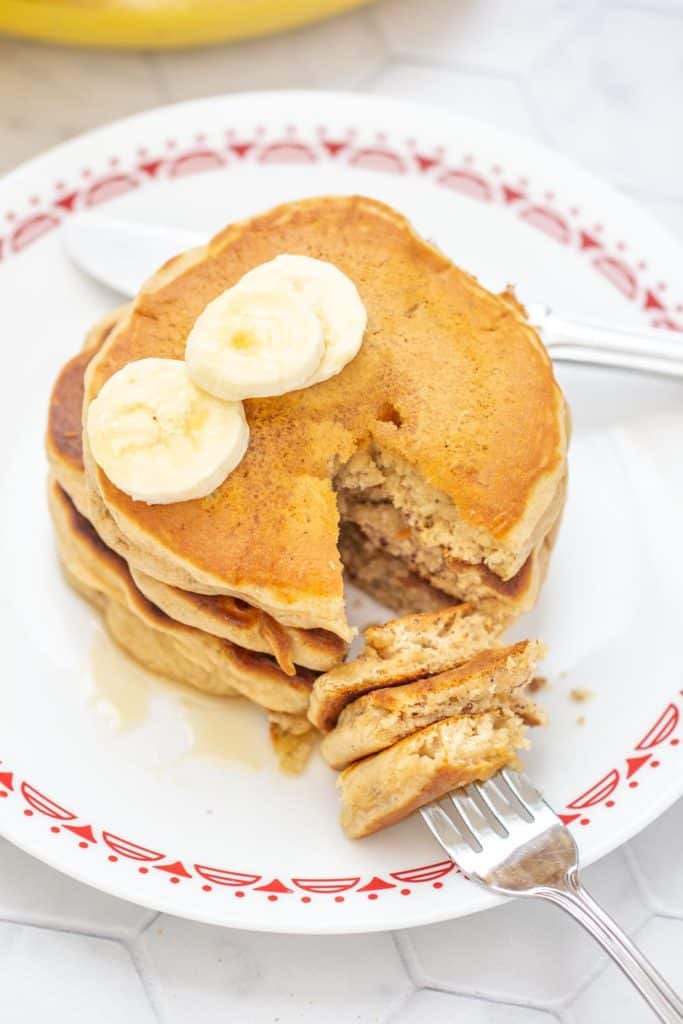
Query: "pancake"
338 522 458 616
46 312 347 674
308 605 505 732
81 195 568 639
48 478 314 715
339 709 528 839
268 713 318 776
321 641 544 769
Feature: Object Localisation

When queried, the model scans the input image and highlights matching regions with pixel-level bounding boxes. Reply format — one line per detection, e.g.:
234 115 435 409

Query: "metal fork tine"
501 768 545 812
467 782 509 837
419 803 478 861
449 790 491 848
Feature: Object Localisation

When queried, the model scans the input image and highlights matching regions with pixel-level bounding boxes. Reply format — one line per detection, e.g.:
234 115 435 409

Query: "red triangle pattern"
64 824 97 844
0 772 14 791
626 754 651 779
579 230 601 250
54 192 79 212
322 140 347 157
644 289 666 312
415 155 440 173
230 143 253 159
559 813 581 826
138 160 164 178
254 878 293 894
356 876 396 892
501 185 525 203
154 860 193 879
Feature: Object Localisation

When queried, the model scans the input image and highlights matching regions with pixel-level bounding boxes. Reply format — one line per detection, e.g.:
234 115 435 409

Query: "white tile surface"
1 2 683 1021
402 852 649 1007
629 798 683 916
0 40 162 173
367 62 540 137
392 989 557 1022
0 922 156 1024
0 838 153 938
153 11 385 100
568 917 683 1024
139 917 412 1022
373 0 584 73
528 7 683 197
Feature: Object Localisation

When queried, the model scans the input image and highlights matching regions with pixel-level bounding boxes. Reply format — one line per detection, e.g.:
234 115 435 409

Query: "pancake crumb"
528 676 547 693
570 688 592 703
577 716 585 726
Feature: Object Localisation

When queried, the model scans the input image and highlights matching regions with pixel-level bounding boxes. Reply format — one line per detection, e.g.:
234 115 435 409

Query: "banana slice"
185 279 324 401
87 358 249 505
241 255 367 385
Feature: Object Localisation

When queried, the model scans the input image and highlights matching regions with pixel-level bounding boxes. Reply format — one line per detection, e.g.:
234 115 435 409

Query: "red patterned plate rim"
1 92 682 932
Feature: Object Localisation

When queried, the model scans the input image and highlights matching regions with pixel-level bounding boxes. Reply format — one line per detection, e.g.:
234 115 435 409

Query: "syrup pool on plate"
88 627 266 770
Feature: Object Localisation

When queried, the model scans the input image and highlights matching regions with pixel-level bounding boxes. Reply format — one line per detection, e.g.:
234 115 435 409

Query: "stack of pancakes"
46 195 568 778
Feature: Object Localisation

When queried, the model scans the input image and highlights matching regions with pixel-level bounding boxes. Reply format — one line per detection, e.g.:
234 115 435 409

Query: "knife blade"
61 213 683 378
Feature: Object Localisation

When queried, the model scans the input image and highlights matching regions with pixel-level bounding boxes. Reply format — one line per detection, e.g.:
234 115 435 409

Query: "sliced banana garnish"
240 254 367 385
185 280 324 401
87 358 249 505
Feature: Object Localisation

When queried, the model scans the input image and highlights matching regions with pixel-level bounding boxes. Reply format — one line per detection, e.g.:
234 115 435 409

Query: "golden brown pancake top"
84 195 567 614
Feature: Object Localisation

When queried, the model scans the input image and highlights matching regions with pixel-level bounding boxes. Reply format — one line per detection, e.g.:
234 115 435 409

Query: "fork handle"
537 879 683 1022
534 306 683 379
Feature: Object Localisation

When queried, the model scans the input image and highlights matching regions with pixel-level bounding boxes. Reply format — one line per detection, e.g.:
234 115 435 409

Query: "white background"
1 1 682 1020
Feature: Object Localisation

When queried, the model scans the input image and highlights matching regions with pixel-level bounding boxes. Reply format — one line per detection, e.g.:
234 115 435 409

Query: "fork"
525 303 683 379
421 769 683 1022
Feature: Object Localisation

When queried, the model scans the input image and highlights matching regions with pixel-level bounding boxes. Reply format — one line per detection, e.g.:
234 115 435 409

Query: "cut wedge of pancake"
339 710 529 839
321 641 544 769
45 311 347 674
49 478 314 714
81 195 568 640
308 605 504 732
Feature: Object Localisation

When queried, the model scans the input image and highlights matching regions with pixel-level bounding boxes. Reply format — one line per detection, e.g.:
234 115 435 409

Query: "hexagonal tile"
373 0 581 74
0 39 163 174
139 915 412 1022
0 922 155 1023
393 989 556 1022
367 62 539 138
154 11 385 101
568 916 683 1023
401 850 648 1007
628 799 683 917
528 8 683 198
0 839 154 938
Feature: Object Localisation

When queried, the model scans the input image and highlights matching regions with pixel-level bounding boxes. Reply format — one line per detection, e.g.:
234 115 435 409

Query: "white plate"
1 91 682 935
